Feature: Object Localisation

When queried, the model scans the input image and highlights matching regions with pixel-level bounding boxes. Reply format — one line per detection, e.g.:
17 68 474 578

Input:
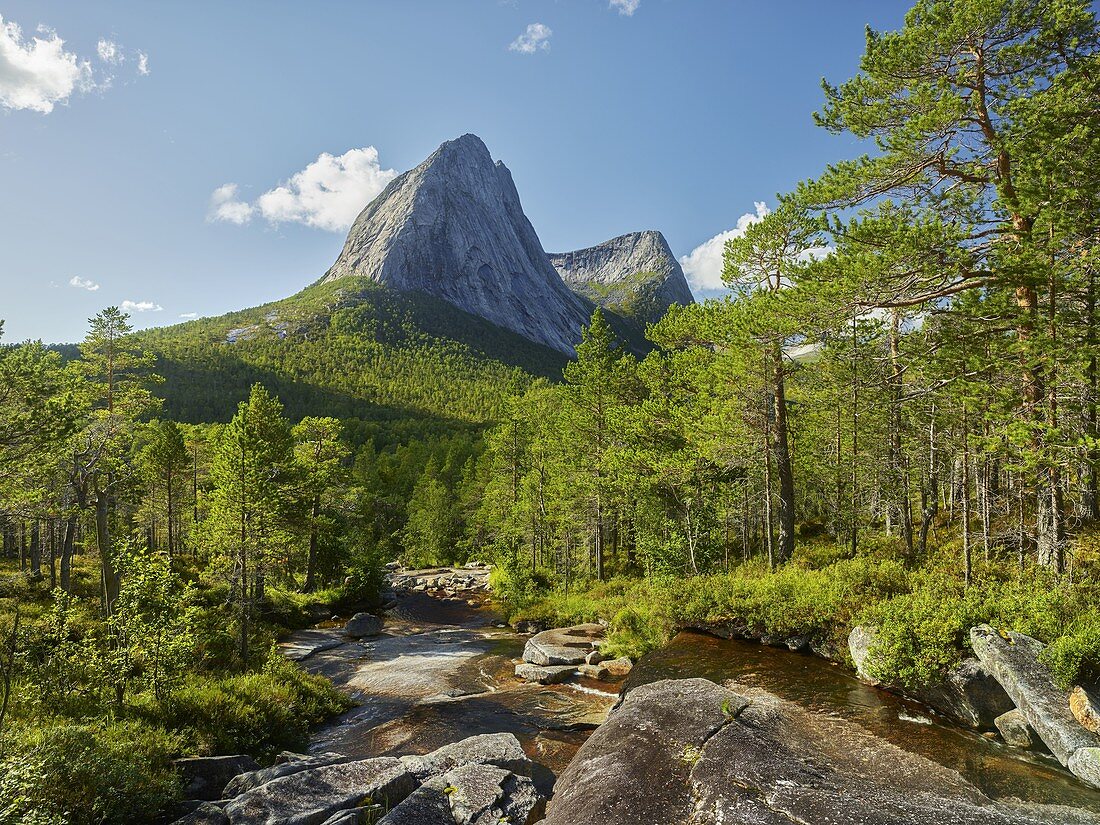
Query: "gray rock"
222 753 349 798
514 662 575 684
848 625 881 684
323 134 593 356
1071 686 1100 733
995 709 1036 748
398 733 530 782
1068 748 1100 790
971 624 1100 765
174 755 259 801
584 649 604 665
222 757 415 825
521 624 603 666
317 807 381 825
548 231 694 325
379 763 543 825
344 612 383 638
543 677 1085 825
577 663 610 680
171 802 230 825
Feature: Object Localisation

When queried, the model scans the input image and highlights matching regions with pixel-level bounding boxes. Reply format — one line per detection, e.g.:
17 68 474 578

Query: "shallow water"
296 591 616 776
626 630 1100 812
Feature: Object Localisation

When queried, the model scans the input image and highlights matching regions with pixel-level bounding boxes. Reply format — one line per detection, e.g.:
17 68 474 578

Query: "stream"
285 588 1100 814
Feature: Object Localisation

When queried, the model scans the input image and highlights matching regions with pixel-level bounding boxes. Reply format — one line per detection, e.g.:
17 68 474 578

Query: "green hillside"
138 277 570 443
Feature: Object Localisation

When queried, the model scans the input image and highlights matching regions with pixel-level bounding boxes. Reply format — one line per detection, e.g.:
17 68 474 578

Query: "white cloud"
137 51 149 75
179 312 198 319
69 275 100 291
0 15 91 112
509 23 552 54
121 299 162 313
207 183 255 225
680 202 770 293
610 0 640 15
210 146 397 232
96 38 120 64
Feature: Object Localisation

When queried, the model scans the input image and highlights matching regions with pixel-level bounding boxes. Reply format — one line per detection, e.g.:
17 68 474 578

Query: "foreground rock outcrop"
548 230 694 325
513 623 632 685
971 624 1100 788
171 733 543 825
542 678 1099 825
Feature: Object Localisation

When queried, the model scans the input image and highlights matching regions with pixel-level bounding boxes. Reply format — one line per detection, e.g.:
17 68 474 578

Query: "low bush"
0 720 181 825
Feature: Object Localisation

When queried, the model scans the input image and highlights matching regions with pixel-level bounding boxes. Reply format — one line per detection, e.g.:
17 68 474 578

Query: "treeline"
443 0 1100 685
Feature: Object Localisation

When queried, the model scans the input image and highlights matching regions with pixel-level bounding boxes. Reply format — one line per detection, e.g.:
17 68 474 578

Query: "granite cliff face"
549 231 694 325
323 134 592 355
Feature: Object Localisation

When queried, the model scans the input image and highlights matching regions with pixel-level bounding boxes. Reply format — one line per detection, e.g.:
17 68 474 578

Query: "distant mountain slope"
140 277 567 441
549 231 695 325
322 134 592 355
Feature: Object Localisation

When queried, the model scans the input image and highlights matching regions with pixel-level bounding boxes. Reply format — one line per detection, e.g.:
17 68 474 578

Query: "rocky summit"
322 134 593 355
549 230 695 325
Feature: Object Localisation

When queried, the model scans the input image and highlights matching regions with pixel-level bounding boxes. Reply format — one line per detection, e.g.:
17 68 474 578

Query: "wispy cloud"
610 0 640 16
209 146 397 233
509 23 552 54
69 275 100 291
137 52 149 75
0 14 148 114
121 299 162 313
680 202 770 293
179 312 198 319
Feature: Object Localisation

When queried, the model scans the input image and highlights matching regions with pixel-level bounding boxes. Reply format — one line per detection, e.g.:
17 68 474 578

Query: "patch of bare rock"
169 733 543 825
541 678 1100 825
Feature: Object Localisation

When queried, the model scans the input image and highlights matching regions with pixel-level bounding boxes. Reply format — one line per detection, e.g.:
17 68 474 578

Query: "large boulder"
344 612 384 638
849 625 881 684
970 625 1100 766
543 677 1087 825
522 624 603 666
399 733 530 782
379 763 543 825
222 753 349 798
1068 748 1100 790
174 755 259 801
172 802 230 825
222 757 416 825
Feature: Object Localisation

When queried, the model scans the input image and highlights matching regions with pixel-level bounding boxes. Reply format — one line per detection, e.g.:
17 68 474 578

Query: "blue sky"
0 0 911 343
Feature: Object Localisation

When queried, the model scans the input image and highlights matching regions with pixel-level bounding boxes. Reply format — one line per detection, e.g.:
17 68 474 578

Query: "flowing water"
625 630 1100 812
292 592 1100 813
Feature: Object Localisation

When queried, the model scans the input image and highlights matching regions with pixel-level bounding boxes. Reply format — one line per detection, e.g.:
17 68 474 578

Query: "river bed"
288 591 1100 814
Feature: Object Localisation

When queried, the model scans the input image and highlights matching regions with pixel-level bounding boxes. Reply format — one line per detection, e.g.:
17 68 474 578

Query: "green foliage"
159 653 351 758
0 720 181 825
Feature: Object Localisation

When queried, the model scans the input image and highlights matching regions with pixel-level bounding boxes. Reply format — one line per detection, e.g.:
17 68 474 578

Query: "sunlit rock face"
323 134 591 355
549 230 695 325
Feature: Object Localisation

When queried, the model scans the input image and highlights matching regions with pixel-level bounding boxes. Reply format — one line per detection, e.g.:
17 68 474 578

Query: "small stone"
1070 686 1100 733
994 709 1035 748
578 663 610 680
344 612 383 638
602 657 633 678
515 662 576 684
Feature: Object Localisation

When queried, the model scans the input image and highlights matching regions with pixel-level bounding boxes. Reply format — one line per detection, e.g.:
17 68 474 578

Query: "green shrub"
1043 614 1100 690
161 654 350 757
0 720 181 825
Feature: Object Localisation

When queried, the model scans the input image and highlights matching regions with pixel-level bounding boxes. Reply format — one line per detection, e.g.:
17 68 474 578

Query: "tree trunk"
304 495 320 593
60 516 76 593
771 342 795 564
96 490 120 615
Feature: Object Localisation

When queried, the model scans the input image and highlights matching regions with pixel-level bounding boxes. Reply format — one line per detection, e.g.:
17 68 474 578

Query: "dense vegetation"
457 0 1100 692
4 0 1100 821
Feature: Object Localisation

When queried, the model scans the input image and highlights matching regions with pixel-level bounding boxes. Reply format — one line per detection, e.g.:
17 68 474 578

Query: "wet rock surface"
543 677 1100 825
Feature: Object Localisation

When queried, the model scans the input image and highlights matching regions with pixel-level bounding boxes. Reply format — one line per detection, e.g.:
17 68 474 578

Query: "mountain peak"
549 230 695 325
322 135 591 354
